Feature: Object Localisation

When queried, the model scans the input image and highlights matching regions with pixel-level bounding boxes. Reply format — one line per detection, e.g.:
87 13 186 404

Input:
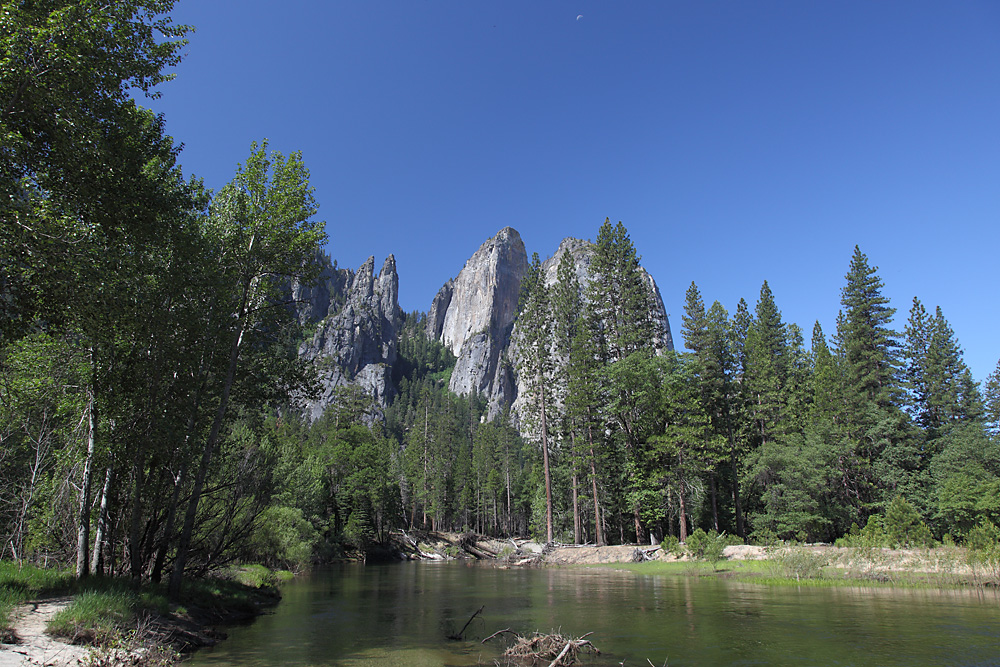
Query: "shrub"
882 495 934 548
659 535 680 556
685 529 726 567
772 547 828 582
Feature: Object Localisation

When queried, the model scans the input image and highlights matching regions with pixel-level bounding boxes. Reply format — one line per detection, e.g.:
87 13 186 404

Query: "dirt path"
0 598 89 667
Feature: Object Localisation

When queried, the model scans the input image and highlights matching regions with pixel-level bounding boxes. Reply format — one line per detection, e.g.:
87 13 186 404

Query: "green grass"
48 590 135 643
589 553 973 591
0 562 74 638
0 560 286 647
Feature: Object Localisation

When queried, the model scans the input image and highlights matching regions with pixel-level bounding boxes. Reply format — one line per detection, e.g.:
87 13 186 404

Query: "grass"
0 561 287 648
0 561 74 639
589 547 985 591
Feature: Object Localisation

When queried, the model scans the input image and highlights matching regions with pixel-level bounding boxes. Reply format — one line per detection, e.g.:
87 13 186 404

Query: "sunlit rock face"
427 229 673 423
425 227 529 418
298 255 402 421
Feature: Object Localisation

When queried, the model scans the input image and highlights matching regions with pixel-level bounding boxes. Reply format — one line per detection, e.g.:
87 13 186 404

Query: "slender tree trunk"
709 472 719 533
505 468 512 536
677 453 689 542
586 413 604 546
571 470 580 545
151 461 184 583
76 380 97 580
168 269 254 599
538 375 553 544
91 465 114 575
129 443 147 579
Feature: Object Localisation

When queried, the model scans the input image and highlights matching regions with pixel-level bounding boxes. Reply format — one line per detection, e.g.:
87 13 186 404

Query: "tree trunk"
538 374 553 544
709 472 719 533
91 465 114 575
571 470 581 545
168 269 254 599
586 413 604 547
677 454 689 543
76 382 97 580
128 443 147 579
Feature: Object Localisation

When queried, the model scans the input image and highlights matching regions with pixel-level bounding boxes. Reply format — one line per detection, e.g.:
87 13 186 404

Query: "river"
188 561 1000 666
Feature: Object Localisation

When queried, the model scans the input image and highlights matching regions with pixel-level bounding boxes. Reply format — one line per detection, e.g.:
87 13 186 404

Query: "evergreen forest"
3 2 1000 594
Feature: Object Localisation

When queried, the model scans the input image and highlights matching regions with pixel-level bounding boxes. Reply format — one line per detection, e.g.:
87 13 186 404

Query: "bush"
772 547 828 582
685 529 726 567
882 495 934 548
965 520 1000 583
659 535 681 556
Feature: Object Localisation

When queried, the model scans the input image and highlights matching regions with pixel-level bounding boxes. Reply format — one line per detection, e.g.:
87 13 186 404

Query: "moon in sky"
576 15 583 20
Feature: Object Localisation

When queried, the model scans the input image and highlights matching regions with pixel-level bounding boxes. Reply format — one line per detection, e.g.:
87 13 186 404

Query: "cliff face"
426 230 673 423
425 227 529 416
298 255 402 421
288 251 352 327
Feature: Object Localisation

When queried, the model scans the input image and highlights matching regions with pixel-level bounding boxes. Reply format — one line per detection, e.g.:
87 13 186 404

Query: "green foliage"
882 495 934 548
250 507 319 571
660 534 681 556
770 547 829 582
964 521 1000 582
684 528 726 566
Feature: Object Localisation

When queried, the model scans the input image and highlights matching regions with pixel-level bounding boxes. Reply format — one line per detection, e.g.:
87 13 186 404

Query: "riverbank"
0 564 284 666
394 531 998 589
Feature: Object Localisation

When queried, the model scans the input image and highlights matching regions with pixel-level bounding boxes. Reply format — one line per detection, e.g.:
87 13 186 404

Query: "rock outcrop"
425 229 673 423
425 227 529 416
298 255 402 421
287 251 351 327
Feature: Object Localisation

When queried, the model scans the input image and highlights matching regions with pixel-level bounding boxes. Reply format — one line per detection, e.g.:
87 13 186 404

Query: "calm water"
188 562 1000 666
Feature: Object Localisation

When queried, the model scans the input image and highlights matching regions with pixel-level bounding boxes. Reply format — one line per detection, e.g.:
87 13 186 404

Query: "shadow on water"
188 561 1000 667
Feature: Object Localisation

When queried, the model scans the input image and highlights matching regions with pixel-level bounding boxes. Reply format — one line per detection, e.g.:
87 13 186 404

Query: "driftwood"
484 629 599 666
447 605 484 640
459 532 498 559
631 546 661 562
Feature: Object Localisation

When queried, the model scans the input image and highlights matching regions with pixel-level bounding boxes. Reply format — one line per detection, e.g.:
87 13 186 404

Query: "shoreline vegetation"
0 562 286 666
2 529 998 665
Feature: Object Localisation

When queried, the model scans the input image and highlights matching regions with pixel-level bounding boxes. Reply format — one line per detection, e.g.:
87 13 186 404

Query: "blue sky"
145 1 1000 382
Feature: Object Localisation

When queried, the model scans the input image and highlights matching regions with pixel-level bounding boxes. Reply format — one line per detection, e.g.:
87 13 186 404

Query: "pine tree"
551 250 585 542
681 283 725 531
707 301 745 538
587 219 656 363
744 281 788 447
515 253 555 543
839 246 899 412
985 358 1000 437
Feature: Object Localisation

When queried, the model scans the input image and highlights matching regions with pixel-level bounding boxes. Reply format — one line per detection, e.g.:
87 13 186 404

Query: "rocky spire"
298 254 402 420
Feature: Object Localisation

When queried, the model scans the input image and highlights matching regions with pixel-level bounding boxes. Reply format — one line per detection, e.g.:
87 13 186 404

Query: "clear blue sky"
145 1 1000 383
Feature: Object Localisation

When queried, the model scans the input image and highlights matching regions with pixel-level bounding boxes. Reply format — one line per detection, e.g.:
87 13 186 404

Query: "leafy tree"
169 141 325 597
1 0 189 343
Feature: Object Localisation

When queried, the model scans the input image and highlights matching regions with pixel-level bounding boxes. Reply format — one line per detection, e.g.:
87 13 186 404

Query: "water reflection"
189 562 1000 667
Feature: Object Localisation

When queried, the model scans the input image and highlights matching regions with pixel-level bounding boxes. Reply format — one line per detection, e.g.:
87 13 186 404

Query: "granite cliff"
296 254 402 421
425 227 529 417
291 227 673 426
424 230 673 422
